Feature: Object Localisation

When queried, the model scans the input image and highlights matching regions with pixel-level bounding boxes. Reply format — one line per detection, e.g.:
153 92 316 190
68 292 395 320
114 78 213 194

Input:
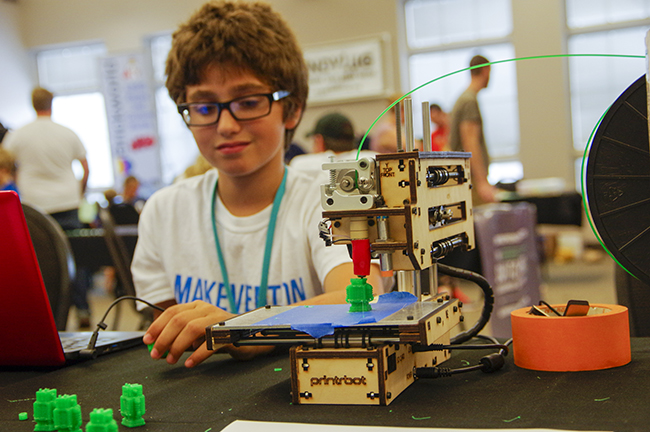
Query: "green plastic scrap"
33 388 57 432
53 394 82 432
86 408 118 432
120 383 146 427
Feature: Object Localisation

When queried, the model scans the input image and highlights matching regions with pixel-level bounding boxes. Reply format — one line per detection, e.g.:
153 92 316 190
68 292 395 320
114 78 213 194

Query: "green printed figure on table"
33 388 57 431
53 394 82 432
120 383 145 427
346 277 374 312
86 408 118 432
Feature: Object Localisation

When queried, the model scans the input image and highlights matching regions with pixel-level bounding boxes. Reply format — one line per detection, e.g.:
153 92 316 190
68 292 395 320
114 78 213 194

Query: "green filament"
356 52 645 278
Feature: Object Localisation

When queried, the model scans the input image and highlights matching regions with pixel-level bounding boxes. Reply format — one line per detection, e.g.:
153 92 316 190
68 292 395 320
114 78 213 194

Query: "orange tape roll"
511 304 631 372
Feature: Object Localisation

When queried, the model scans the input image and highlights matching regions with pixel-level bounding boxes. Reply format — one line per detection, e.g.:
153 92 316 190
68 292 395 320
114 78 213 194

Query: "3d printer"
206 98 497 405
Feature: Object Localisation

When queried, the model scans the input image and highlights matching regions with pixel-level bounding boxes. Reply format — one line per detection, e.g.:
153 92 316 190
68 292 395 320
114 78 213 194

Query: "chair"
98 207 152 330
22 203 75 331
109 203 140 225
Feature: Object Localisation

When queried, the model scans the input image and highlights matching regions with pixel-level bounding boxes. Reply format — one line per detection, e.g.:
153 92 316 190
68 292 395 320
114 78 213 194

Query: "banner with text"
100 53 162 197
474 203 542 338
304 37 386 103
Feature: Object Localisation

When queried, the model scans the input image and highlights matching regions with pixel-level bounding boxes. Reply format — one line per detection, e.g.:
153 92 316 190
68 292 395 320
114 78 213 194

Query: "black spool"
585 75 650 285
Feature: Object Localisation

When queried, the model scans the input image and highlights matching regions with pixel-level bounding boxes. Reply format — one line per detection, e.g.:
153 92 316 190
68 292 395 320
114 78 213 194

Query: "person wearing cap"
290 112 376 182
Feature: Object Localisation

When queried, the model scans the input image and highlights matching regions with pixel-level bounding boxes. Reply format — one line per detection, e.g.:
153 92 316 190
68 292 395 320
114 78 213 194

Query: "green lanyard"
210 168 287 314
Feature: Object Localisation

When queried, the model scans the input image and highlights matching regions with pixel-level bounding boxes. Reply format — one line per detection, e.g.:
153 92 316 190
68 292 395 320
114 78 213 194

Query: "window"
408 44 519 159
35 43 114 190
51 94 112 190
566 0 650 29
149 34 198 185
405 0 511 48
37 44 106 93
403 0 520 184
567 28 649 153
566 0 650 191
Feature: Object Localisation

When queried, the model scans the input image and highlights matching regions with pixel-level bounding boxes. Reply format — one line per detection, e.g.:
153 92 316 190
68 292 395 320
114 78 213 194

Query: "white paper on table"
220 420 610 432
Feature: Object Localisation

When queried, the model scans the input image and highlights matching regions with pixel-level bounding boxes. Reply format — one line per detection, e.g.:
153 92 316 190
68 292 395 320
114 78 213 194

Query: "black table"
503 192 583 226
66 226 138 271
2 338 648 431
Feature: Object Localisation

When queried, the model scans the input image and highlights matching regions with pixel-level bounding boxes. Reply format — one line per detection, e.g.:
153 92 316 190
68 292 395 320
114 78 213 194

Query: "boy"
133 1 382 368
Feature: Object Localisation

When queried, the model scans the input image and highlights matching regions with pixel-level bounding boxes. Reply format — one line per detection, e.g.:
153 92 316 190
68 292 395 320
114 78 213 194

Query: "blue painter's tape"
254 292 418 338
376 291 418 303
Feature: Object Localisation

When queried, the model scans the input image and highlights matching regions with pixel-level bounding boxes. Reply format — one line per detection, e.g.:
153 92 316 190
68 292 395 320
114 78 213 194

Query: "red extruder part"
351 239 371 276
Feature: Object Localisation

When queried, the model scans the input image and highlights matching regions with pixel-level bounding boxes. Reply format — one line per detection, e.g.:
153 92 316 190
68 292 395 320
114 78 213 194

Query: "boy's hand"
143 301 278 367
143 300 236 367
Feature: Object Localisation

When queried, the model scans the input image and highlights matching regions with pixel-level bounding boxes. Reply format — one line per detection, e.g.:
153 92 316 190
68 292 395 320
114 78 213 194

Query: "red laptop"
0 191 143 367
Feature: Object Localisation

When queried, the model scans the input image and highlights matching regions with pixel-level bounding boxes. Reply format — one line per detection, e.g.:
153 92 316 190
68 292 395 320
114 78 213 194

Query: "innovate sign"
304 37 386 103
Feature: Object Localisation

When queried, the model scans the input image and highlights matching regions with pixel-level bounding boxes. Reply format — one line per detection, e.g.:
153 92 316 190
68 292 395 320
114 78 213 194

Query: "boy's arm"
145 262 384 367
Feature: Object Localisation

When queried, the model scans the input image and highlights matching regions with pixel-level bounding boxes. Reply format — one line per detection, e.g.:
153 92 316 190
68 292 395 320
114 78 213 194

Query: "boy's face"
185 64 300 179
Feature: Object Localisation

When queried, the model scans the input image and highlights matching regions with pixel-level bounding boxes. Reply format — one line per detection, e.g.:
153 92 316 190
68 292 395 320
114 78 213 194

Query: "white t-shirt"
131 167 352 313
4 117 86 213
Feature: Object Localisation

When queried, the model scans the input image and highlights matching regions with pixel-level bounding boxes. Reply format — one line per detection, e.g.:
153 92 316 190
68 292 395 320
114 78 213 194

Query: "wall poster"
304 36 388 104
100 53 162 197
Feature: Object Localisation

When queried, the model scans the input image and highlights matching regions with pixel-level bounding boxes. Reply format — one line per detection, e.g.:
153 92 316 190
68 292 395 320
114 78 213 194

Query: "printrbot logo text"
310 375 367 386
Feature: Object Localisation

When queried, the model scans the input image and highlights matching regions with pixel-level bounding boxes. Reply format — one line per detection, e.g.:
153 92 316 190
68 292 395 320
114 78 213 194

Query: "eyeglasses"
177 90 290 127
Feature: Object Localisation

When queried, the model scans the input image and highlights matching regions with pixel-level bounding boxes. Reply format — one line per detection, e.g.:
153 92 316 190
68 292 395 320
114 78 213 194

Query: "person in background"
121 175 146 214
448 55 498 205
104 188 118 206
132 0 383 369
369 94 403 154
429 103 449 152
3 87 92 328
369 93 424 153
103 176 145 226
3 87 90 225
175 154 214 182
289 112 375 182
0 147 18 193
441 55 498 302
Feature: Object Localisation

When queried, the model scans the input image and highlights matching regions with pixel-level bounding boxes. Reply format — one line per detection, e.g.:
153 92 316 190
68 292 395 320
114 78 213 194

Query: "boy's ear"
284 106 303 130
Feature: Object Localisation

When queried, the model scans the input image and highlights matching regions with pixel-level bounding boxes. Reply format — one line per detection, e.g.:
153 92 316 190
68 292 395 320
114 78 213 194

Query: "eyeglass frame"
177 90 291 127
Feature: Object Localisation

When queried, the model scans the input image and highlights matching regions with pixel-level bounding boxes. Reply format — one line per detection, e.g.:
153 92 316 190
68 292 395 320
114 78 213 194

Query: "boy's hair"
469 55 489 76
165 0 309 147
0 147 16 173
32 87 54 112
